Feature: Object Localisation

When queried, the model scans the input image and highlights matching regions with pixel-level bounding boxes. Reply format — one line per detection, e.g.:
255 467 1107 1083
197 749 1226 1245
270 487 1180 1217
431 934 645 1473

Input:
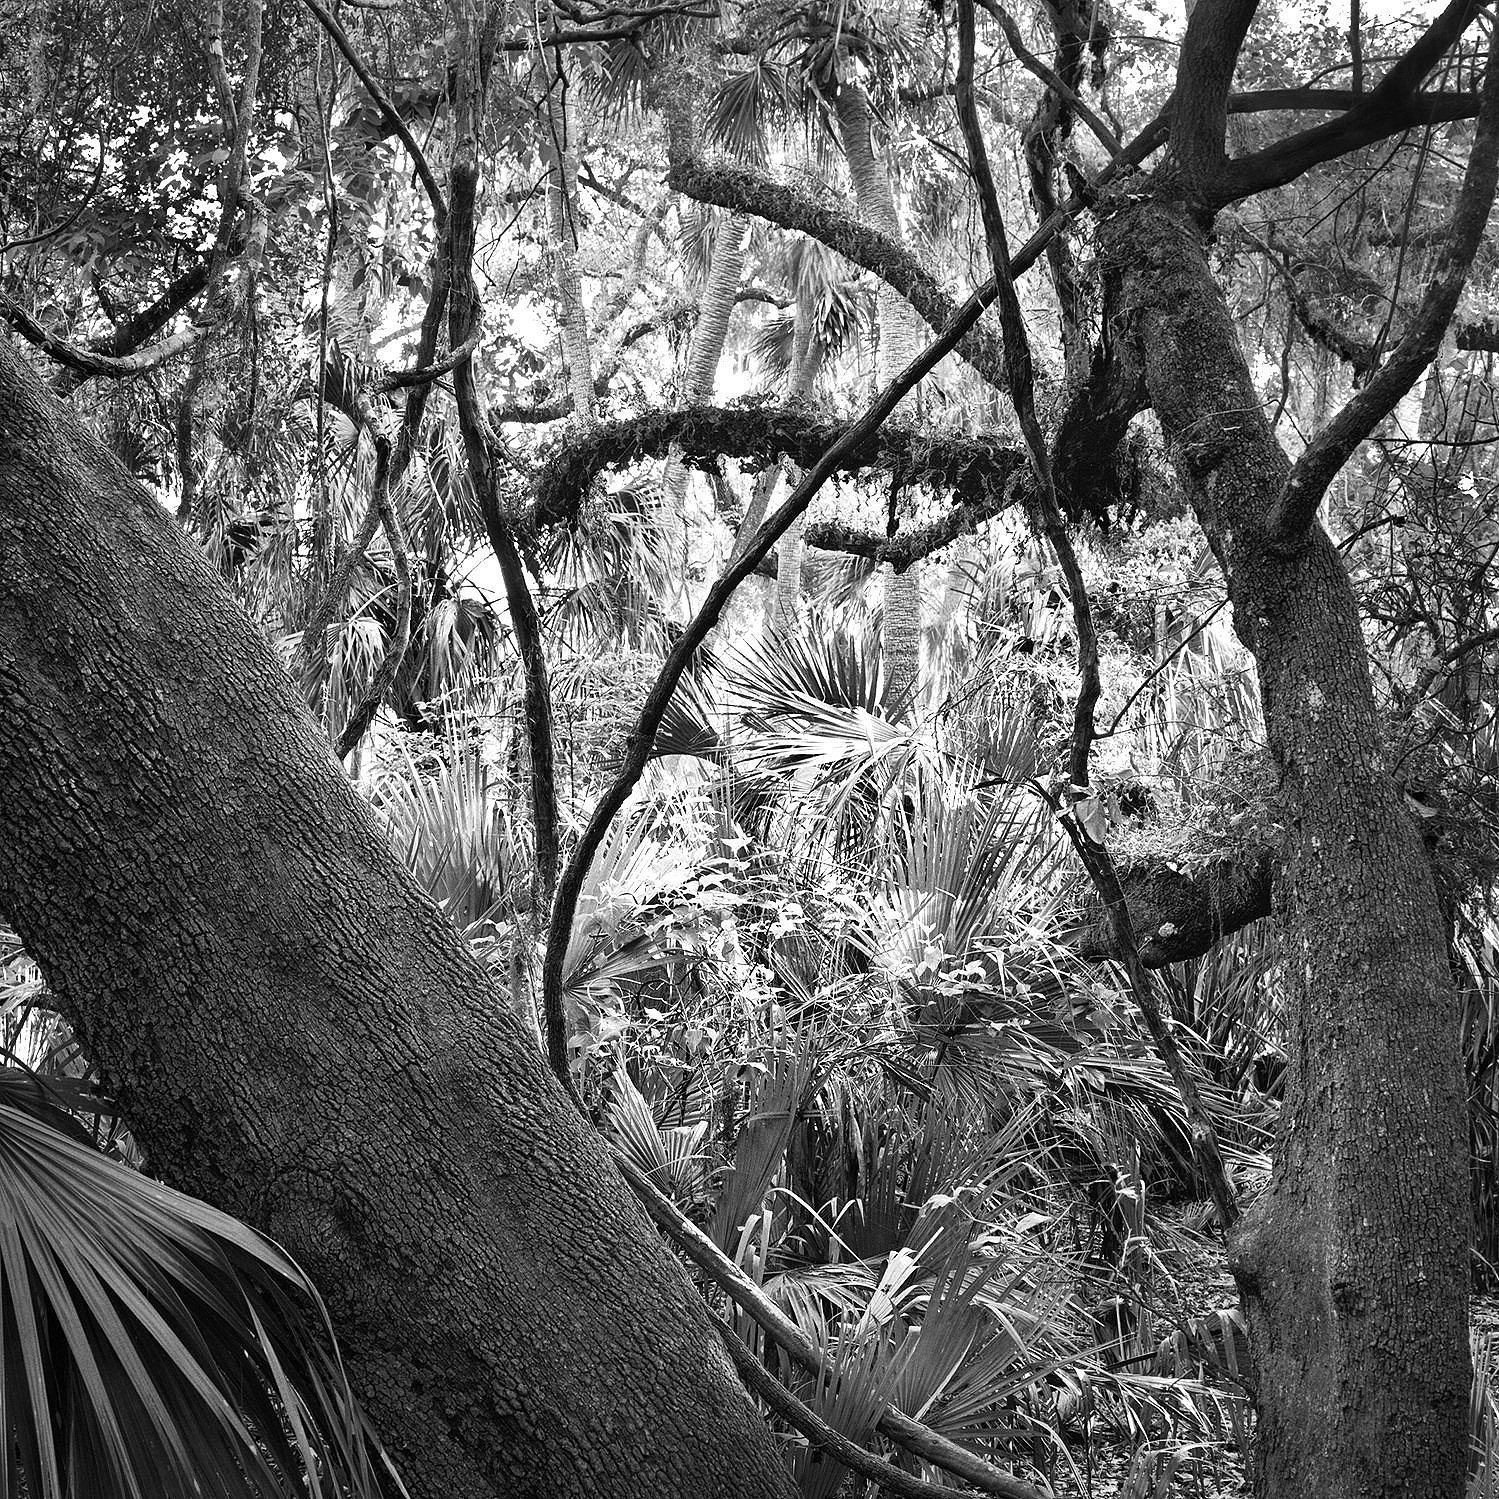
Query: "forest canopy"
2 0 1499 1494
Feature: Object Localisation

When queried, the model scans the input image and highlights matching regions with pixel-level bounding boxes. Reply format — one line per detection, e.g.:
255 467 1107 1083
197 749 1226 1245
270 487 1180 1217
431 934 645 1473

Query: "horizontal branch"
373 326 481 391
530 403 1028 527
1218 0 1489 204
2 296 209 380
1067 845 1274 967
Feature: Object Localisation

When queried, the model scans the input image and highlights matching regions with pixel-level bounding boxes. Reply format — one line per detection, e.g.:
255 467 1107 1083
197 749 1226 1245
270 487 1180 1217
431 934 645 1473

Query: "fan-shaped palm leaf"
0 1095 392 1499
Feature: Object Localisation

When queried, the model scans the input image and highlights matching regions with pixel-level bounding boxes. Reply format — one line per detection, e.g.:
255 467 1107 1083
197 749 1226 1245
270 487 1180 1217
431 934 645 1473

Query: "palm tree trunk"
662 212 750 600
774 505 806 628
543 81 596 428
835 79 925 712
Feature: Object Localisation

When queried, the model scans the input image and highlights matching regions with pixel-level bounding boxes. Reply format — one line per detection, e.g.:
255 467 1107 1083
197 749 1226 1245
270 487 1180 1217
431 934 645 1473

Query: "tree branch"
448 162 565 1076
1270 21 1499 543
530 404 1027 527
1067 846 1274 967
665 145 1013 392
332 436 412 760
1220 0 1489 203
976 0 1122 156
1 298 209 380
1167 0 1261 198
616 1155 1053 1499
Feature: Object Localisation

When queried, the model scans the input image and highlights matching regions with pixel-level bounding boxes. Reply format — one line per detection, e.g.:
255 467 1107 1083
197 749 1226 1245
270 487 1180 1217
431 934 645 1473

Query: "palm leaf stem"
615 1152 1051 1499
711 1308 1003 1499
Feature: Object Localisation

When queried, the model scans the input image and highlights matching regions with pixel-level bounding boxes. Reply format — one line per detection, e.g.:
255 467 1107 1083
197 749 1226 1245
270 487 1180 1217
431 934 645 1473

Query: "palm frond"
0 1102 393 1499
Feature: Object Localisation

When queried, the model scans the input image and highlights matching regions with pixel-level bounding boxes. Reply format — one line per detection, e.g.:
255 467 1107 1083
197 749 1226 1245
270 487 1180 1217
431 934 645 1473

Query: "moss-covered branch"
531 403 1029 536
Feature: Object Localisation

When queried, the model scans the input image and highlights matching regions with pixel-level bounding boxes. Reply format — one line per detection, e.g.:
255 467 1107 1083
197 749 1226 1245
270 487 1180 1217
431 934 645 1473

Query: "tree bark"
1100 196 1470 1499
0 337 798 1499
661 211 750 560
543 79 597 429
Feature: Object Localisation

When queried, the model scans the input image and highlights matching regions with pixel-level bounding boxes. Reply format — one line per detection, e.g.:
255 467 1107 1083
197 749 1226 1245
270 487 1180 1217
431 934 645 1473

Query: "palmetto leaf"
877 776 1058 974
713 1041 819 1249
374 749 520 935
1470 1329 1499 1497
0 1100 391 1499
707 61 791 163
608 1068 711 1205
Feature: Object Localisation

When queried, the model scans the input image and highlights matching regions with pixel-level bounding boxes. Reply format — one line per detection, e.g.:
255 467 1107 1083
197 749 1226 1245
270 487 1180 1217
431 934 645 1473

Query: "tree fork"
1100 191 1470 1499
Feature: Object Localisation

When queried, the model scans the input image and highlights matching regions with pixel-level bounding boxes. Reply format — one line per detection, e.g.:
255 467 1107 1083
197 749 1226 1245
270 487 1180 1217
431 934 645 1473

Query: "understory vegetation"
4 0 1499 1490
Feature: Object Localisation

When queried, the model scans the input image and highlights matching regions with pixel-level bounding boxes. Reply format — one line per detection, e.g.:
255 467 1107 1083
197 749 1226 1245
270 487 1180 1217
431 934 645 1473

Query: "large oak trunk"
1102 197 1470 1498
0 337 798 1499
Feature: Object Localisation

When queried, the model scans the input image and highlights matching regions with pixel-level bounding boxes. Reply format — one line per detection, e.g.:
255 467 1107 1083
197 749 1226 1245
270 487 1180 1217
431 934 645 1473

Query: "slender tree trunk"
1101 197 1469 1499
0 336 799 1499
762 306 824 629
774 506 806 628
836 80 925 711
542 79 596 428
661 211 750 559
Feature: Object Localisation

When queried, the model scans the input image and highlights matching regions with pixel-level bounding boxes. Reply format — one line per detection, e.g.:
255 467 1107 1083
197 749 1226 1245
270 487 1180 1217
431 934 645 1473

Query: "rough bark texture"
0 337 799 1499
1101 197 1469 1499
544 84 597 429
661 212 749 549
1069 846 1273 967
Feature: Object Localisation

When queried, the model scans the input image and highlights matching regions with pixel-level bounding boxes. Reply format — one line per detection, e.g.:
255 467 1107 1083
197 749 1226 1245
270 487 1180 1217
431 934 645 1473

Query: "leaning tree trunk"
0 337 798 1499
1101 198 1469 1499
836 79 925 713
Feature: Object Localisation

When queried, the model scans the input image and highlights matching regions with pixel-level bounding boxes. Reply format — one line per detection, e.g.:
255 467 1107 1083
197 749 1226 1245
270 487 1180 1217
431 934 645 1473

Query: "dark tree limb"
531 404 1028 527
1219 0 1490 204
448 162 565 1076
1271 23 1499 543
332 437 412 760
1067 847 1275 967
